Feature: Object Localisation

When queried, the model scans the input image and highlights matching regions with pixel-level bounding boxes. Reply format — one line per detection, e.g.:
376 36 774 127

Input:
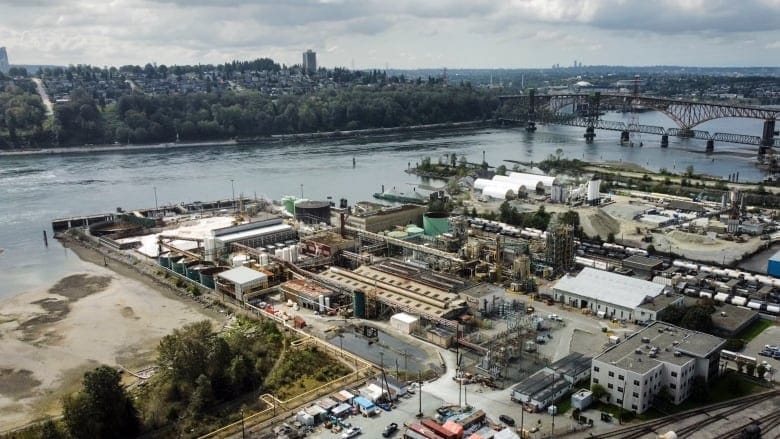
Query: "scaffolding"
545 225 574 274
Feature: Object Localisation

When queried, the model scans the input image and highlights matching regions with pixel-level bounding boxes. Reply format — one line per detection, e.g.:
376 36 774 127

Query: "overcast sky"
2 0 780 69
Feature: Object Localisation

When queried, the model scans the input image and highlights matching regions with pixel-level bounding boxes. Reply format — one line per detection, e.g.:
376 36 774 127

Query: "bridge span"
498 91 779 154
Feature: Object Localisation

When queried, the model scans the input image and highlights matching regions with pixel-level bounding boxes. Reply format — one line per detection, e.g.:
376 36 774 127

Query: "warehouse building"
280 279 338 312
590 322 725 414
215 266 269 301
709 304 760 337
553 267 667 321
344 204 426 233
205 218 296 261
511 352 592 412
622 255 664 278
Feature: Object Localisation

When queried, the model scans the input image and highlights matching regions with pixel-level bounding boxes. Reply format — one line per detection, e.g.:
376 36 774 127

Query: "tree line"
0 84 498 148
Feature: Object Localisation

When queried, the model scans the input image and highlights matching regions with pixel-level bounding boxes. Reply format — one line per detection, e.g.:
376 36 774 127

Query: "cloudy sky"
2 0 780 69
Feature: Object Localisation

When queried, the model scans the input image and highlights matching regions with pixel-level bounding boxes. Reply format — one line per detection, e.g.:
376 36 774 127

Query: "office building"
303 49 317 74
0 47 9 74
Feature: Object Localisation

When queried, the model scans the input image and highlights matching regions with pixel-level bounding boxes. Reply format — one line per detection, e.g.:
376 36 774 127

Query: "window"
594 366 600 372
671 371 678 377
609 371 614 377
632 404 637 410
608 383 614 389
618 374 624 381
634 380 640 386
670 383 676 389
617 398 623 404
618 387 624 393
593 378 599 384
633 392 639 398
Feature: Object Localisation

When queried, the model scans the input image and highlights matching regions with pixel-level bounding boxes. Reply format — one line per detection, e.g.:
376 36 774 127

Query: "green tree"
646 244 656 255
40 420 64 439
591 383 607 400
685 165 695 177
496 164 507 176
188 374 214 417
62 366 139 439
757 364 767 379
606 232 615 243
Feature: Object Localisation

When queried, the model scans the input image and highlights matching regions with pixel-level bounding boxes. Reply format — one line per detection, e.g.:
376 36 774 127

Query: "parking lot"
741 323 780 381
305 390 445 439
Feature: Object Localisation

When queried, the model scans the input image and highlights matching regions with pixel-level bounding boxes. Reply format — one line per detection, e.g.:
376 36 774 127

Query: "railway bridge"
498 91 780 154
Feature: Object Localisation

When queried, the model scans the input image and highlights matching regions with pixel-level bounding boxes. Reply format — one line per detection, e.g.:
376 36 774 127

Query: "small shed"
331 403 352 418
215 266 268 301
571 388 593 410
317 397 338 412
304 404 327 423
390 312 420 334
360 383 386 402
331 389 355 404
353 396 377 416
295 410 314 426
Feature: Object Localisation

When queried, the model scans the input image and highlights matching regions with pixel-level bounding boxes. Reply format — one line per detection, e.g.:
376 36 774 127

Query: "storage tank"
354 290 366 318
294 200 331 225
406 225 425 237
766 304 780 314
318 294 325 312
282 195 297 214
275 249 284 259
259 253 270 266
423 212 450 236
587 176 601 205
282 247 291 262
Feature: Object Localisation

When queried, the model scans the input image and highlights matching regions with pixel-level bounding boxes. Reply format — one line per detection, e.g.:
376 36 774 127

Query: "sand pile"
580 209 621 240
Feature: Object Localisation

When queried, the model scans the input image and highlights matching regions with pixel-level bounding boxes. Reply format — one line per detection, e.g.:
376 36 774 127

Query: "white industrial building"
389 313 420 334
553 267 666 321
474 172 558 200
204 218 296 261
511 352 592 412
215 266 268 301
590 322 725 414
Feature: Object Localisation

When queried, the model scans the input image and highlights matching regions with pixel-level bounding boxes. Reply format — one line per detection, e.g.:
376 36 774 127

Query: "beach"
0 240 224 431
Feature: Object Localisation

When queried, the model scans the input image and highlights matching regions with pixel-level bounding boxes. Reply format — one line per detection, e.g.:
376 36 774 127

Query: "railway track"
718 409 780 439
589 390 778 439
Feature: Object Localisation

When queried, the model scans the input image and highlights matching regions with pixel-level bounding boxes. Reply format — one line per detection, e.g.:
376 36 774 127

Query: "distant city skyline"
2 0 779 69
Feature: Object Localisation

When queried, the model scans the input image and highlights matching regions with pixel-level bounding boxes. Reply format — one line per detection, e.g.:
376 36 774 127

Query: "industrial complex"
48 159 780 439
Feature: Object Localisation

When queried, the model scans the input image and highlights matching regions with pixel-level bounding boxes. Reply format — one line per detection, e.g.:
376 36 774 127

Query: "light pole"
153 186 158 213
230 179 235 209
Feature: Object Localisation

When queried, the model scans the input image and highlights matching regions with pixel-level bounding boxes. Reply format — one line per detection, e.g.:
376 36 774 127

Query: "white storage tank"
731 296 748 306
318 294 325 312
259 253 270 266
282 247 291 262
748 301 763 310
587 177 601 205
275 249 284 259
699 291 713 299
714 293 729 302
767 304 780 314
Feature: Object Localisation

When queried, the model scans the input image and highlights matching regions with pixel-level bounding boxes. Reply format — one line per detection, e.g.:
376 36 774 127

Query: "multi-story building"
303 49 317 74
0 47 9 74
590 322 725 414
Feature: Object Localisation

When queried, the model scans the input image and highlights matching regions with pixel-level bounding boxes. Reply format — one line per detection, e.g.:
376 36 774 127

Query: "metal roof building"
215 266 268 301
553 267 666 322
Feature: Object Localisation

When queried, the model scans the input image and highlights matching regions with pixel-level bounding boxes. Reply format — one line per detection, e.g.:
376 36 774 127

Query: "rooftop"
623 255 664 270
636 293 684 313
512 368 571 405
554 267 666 309
594 322 725 373
547 352 592 378
280 279 335 299
710 303 759 334
216 266 268 285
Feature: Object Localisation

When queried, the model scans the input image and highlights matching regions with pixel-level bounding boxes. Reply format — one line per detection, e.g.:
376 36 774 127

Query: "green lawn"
737 318 773 342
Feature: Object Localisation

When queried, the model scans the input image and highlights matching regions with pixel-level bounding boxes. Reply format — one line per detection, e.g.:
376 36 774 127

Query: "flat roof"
554 267 665 310
636 293 683 312
548 352 592 378
623 255 664 270
594 322 725 373
214 223 293 243
280 279 335 299
216 266 267 285
710 304 759 333
322 266 465 318
512 369 570 404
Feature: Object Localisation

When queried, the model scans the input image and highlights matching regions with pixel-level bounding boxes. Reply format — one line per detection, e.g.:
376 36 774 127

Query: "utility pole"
417 371 423 418
230 179 235 210
240 409 245 439
153 186 158 213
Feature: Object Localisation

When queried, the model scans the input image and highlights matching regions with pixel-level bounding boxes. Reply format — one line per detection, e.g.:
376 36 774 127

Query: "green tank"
423 212 450 236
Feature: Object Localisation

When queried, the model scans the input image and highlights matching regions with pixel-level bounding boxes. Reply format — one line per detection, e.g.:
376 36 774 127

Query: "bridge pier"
706 139 715 152
660 135 669 148
620 131 630 144
525 121 537 132
761 119 777 156
584 126 595 143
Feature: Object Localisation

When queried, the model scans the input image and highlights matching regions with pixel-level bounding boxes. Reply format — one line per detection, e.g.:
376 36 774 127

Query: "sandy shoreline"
0 239 224 431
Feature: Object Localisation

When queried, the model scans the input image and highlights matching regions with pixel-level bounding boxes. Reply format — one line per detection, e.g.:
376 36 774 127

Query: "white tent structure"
474 172 558 200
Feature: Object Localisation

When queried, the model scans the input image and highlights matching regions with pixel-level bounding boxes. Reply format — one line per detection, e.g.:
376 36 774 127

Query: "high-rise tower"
0 47 9 74
302 49 317 74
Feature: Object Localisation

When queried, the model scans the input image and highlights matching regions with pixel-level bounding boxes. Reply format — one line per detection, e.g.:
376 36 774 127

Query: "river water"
0 111 771 299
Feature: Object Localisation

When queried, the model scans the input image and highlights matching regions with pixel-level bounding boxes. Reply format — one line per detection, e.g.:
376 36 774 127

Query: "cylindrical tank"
324 296 331 310
274 249 283 259
259 253 270 266
294 200 331 225
282 247 291 262
423 212 450 236
587 177 601 203
282 195 297 214
318 294 325 312
354 290 366 318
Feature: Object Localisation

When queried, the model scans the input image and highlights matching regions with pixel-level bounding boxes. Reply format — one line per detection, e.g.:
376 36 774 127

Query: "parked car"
499 415 515 426
341 427 362 438
382 423 398 437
